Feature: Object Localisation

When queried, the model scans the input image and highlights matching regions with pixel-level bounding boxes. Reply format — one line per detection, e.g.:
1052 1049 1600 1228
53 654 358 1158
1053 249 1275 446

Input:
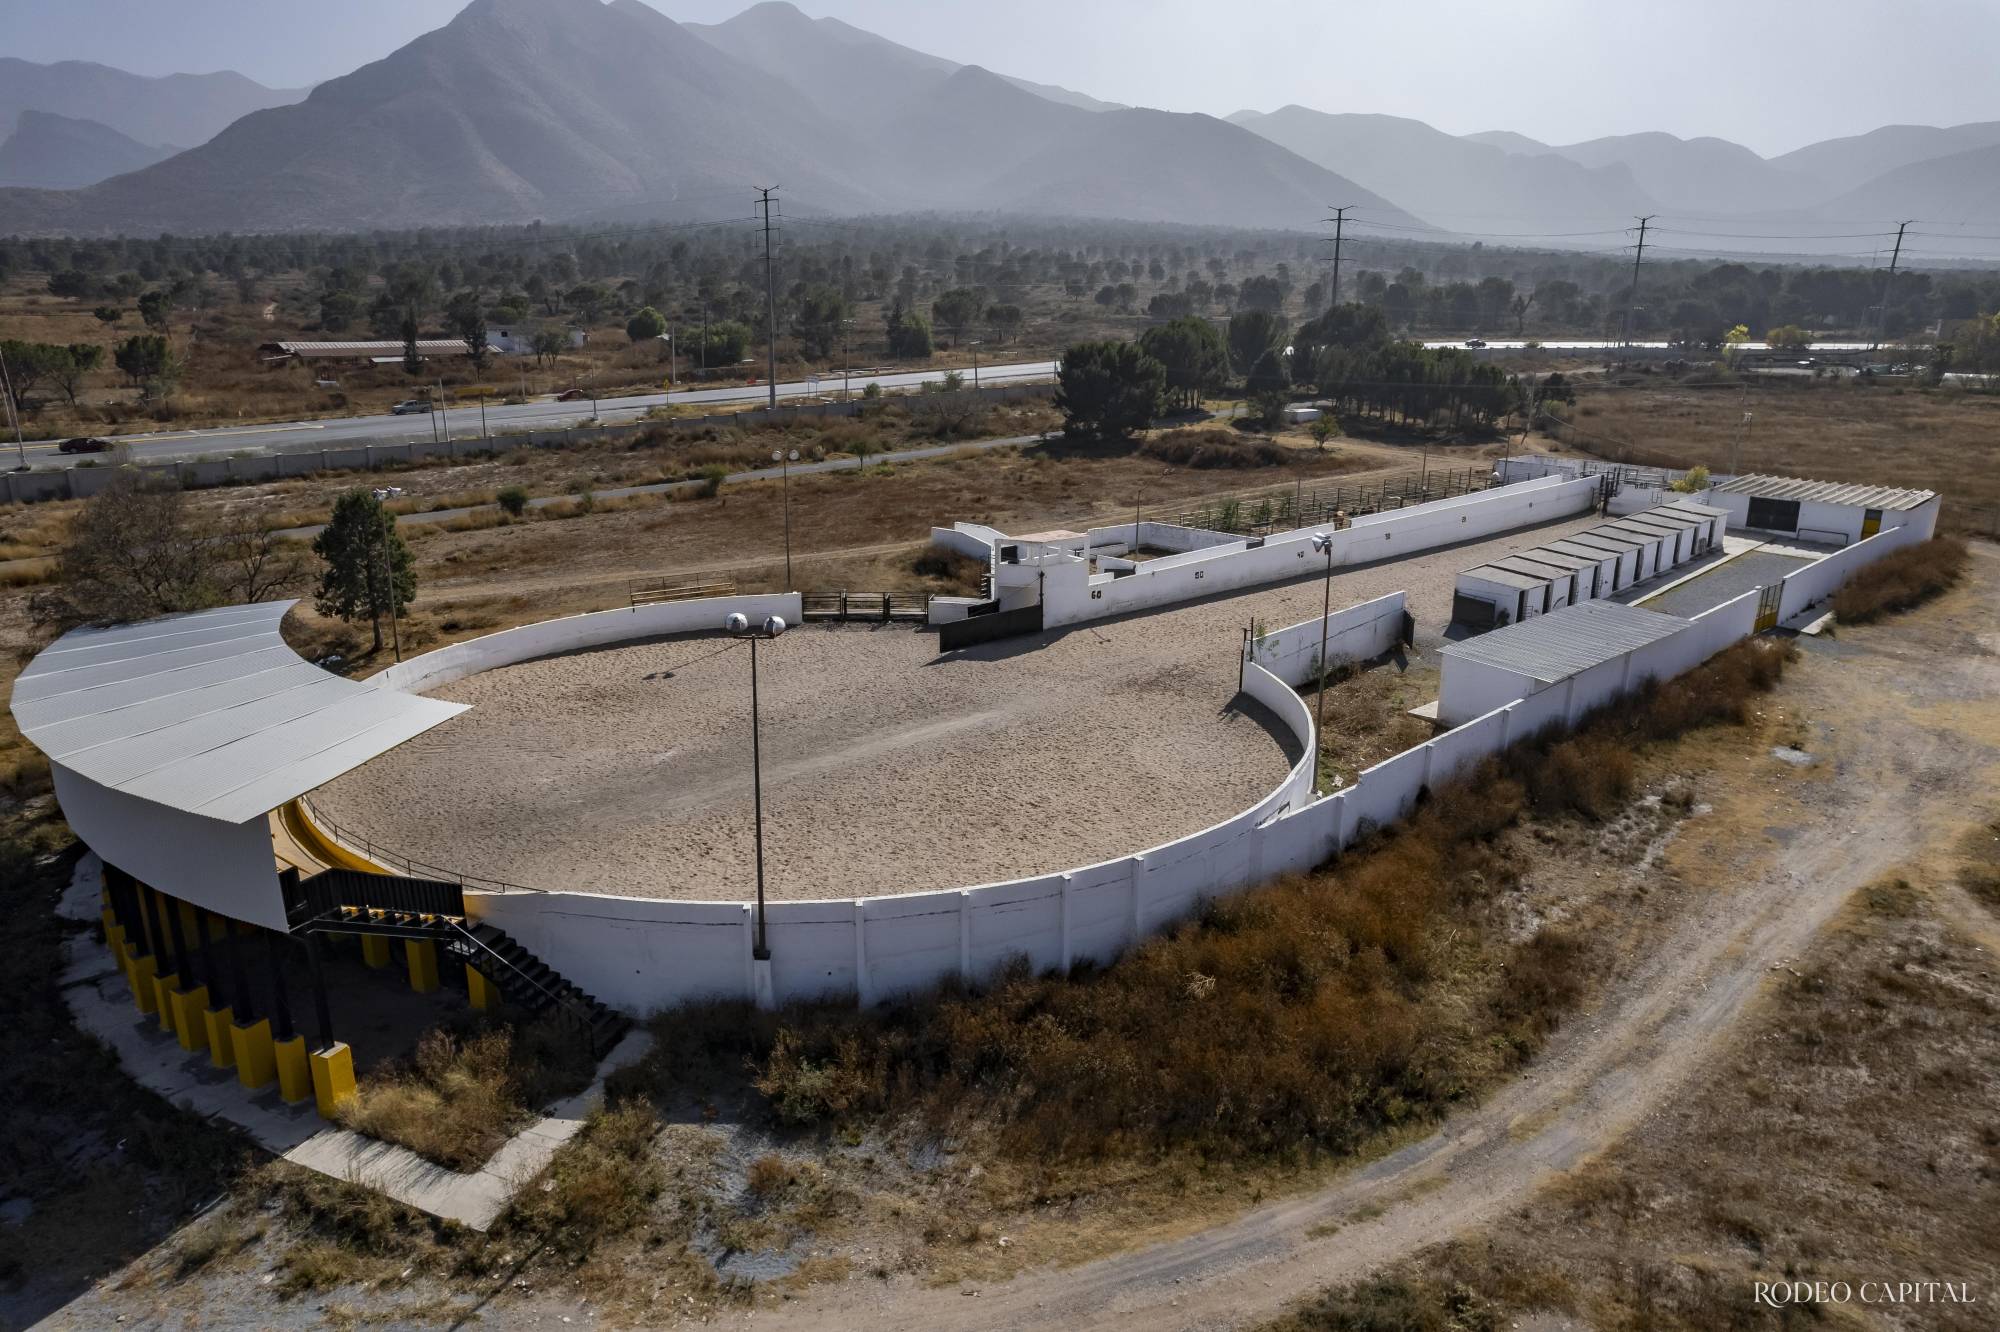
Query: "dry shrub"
1142 428 1289 469
911 541 986 594
336 1018 593 1171
502 1101 662 1260
744 1152 791 1198
1831 536 1968 623
1270 1276 1500 1332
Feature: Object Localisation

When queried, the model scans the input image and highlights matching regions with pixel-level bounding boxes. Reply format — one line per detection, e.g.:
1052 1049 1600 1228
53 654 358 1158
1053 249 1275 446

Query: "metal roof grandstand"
1711 475 1937 511
9 601 466 825
1439 600 1690 685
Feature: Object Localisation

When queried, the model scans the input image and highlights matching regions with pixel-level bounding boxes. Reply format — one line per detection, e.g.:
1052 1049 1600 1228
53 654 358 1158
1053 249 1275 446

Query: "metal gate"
1754 582 1782 632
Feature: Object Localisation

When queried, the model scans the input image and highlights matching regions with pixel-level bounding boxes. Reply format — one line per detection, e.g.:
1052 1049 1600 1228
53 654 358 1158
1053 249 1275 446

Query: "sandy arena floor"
315 514 1606 901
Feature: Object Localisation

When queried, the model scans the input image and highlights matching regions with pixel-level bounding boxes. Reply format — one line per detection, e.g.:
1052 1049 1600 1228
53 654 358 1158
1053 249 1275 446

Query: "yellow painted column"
152 972 179 1031
360 934 391 969
169 985 210 1052
405 939 439 994
202 1007 237 1069
466 964 498 1011
129 953 159 1016
274 1035 313 1105
232 1018 277 1090
309 1042 357 1120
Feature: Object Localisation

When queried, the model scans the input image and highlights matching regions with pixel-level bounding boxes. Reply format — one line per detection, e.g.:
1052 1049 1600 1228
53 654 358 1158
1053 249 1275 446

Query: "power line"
1323 205 1354 310
1621 215 1654 348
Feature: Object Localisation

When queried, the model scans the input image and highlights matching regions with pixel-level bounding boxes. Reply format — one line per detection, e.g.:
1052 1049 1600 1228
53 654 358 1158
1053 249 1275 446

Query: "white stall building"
1452 500 1727 630
1708 475 1939 545
1437 599 1693 727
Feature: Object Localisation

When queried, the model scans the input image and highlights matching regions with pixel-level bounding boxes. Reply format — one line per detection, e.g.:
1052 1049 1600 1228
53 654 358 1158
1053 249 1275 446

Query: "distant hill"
0 58 303 150
885 71 1424 230
1808 143 2000 255
685 0 1117 128
1542 131 1816 216
0 110 175 189
1771 121 2000 196
0 0 880 235
1230 107 1652 237
1461 129 1552 157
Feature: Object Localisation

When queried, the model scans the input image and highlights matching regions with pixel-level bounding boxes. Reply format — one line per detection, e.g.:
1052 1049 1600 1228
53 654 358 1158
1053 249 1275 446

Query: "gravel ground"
316 514 1606 901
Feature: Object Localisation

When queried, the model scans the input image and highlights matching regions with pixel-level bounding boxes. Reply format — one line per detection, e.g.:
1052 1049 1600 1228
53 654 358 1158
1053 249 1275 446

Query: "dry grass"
618 639 1794 1165
1555 379 2000 533
335 1020 596 1171
499 1101 664 1261
1831 535 1969 622
1142 428 1290 469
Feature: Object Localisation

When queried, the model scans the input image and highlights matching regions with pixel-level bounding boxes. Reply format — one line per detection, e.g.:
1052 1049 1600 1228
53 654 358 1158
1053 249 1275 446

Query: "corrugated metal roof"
1661 499 1729 521
1509 547 1597 573
1461 565 1545 590
1712 474 1936 511
269 339 470 358
1545 540 1620 564
1441 599 1691 685
10 601 467 826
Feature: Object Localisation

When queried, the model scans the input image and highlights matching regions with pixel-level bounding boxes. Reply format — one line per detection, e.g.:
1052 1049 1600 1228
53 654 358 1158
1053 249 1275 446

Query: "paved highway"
12 359 1060 472
1420 339 1879 351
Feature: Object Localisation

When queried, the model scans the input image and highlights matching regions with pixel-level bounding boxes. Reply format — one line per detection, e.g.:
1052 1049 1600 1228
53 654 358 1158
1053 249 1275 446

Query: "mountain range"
0 0 1995 257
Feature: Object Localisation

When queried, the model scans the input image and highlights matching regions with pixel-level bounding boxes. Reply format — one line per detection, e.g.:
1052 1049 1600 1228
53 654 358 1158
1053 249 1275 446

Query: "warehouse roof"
9 601 466 825
1712 474 1937 512
263 339 471 360
1440 599 1690 685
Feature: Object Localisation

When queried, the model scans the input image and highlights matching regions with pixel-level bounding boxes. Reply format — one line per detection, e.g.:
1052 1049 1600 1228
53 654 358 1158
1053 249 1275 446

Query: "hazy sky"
8 0 1998 156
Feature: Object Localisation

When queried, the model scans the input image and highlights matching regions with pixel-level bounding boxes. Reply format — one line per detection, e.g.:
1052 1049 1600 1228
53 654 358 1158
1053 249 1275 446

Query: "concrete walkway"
58 854 653 1231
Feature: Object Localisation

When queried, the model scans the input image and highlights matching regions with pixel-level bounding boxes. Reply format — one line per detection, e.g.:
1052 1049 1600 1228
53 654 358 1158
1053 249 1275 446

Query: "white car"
391 399 432 415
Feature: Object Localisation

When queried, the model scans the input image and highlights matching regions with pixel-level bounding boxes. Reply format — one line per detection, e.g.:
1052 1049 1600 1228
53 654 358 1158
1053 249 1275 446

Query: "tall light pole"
1729 410 1754 478
968 340 983 389
436 379 450 444
725 611 789 963
841 317 855 400
772 448 799 588
1310 532 1336 794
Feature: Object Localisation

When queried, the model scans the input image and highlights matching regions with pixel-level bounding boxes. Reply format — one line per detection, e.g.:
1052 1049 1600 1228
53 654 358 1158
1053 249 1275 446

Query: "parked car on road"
1463 338 1487 349
390 399 432 415
59 436 112 454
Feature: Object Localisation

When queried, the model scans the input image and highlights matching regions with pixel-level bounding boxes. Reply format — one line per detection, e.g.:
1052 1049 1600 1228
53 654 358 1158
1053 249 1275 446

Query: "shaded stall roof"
1460 564 1546 590
9 601 467 825
1440 599 1691 685
1712 474 1936 512
1546 540 1622 563
1661 499 1729 522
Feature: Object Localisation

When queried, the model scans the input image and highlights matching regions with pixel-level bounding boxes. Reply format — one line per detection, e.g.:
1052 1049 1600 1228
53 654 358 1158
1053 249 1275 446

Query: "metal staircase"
283 868 629 1056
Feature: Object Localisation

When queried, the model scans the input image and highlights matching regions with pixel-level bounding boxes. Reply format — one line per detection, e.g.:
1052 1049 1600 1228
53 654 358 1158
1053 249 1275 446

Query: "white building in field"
486 326 587 356
1706 475 1939 546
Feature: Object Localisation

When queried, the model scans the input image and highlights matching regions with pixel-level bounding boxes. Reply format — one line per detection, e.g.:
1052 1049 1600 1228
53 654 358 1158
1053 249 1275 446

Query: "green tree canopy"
312 490 416 654
930 287 985 347
885 300 933 360
1137 316 1229 412
1055 340 1166 443
1226 309 1287 382
791 286 849 359
625 305 668 344
112 333 174 394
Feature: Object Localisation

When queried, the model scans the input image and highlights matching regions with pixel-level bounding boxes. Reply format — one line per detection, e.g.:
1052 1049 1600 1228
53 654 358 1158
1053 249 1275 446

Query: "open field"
1551 376 2000 533
315 512 1604 900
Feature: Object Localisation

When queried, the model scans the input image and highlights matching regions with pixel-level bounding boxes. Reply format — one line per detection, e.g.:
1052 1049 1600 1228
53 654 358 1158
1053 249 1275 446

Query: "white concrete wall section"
53 764 287 929
1775 522 1927 622
1247 592 1407 687
1084 520 1240 556
1045 478 1596 628
370 594 802 695
930 525 998 562
1438 655 1539 727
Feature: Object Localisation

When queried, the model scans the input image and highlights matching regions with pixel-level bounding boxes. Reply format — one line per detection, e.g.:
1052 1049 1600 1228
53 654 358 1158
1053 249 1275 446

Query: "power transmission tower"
756 186 780 408
1873 219 1913 351
1324 205 1353 311
1620 215 1655 348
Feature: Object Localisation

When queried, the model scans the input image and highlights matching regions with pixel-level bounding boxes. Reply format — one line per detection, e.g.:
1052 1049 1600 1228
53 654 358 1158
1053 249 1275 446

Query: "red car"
59 437 112 454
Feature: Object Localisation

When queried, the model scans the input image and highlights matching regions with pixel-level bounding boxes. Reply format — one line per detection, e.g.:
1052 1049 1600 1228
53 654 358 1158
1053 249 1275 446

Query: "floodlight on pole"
726 611 789 961
772 448 800 589
1310 531 1336 794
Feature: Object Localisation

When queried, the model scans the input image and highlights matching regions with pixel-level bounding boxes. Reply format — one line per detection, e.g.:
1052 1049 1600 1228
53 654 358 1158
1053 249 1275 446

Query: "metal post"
144 886 175 975
480 394 489 444
198 910 228 1011
842 320 852 400
749 634 769 960
758 185 780 409
782 452 793 589
163 890 194 987
436 380 449 444
227 917 254 1018
378 527 402 662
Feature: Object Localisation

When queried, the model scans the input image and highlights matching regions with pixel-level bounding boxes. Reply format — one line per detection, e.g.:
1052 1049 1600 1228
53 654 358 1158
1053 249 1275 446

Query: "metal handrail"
298 794 546 895
443 919 600 1031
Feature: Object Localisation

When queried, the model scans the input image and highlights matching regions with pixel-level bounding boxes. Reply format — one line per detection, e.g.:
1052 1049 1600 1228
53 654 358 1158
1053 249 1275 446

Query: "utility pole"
756 185 780 409
1621 215 1655 348
1324 205 1353 311
1873 220 1913 351
0 345 25 469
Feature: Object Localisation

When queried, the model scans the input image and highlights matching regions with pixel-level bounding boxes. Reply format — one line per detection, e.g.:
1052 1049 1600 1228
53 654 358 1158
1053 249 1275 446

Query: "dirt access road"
740 546 2000 1331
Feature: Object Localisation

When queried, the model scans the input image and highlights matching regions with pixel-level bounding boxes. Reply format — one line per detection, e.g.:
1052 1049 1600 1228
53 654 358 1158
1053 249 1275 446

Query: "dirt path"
735 549 2000 1330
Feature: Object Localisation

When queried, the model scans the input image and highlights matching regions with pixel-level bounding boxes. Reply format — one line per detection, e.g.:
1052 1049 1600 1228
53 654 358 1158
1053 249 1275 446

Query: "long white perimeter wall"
328 521 1929 1018
1774 517 1934 622
1042 476 1599 628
